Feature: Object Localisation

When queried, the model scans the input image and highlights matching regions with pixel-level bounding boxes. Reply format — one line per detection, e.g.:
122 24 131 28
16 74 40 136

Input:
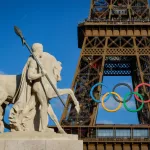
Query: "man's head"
32 43 43 57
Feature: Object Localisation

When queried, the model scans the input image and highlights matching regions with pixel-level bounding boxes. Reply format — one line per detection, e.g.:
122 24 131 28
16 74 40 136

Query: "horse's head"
53 61 62 82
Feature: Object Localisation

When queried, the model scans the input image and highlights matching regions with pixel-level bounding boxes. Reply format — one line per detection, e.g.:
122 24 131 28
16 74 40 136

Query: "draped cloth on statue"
9 57 33 131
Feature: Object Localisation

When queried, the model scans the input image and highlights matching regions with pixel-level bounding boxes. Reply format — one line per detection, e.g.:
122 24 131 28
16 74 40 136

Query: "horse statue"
0 51 80 133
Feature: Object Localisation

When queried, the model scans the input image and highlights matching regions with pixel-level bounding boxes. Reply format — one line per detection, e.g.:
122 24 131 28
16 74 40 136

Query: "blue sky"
0 0 139 128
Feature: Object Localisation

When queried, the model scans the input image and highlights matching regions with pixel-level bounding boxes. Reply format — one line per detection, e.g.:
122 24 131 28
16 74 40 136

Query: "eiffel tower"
53 0 150 149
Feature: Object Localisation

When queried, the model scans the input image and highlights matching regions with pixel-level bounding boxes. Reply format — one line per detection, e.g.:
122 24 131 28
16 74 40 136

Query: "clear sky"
0 0 139 128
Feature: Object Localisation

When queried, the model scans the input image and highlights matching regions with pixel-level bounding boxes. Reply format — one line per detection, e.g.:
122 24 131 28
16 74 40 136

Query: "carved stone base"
0 129 83 150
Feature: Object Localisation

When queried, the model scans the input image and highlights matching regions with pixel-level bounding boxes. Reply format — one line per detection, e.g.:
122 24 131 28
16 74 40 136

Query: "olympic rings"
102 92 122 112
90 82 150 112
90 82 111 103
123 92 144 112
134 83 150 103
112 83 132 103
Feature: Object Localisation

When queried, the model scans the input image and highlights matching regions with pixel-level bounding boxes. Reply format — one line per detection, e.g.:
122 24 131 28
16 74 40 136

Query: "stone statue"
0 43 80 133
0 73 22 133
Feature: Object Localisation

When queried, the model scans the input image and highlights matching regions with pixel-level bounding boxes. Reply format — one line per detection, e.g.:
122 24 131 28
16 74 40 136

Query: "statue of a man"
9 43 80 132
27 43 48 131
9 43 62 132
9 43 46 131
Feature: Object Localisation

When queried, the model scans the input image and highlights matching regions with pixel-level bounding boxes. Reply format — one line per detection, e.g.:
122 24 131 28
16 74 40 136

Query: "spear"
14 26 66 107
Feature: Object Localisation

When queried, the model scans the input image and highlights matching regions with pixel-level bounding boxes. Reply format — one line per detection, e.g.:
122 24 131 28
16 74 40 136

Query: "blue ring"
90 82 111 103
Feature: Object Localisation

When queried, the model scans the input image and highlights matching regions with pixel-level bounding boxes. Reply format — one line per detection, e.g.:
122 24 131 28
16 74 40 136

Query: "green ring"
123 92 144 112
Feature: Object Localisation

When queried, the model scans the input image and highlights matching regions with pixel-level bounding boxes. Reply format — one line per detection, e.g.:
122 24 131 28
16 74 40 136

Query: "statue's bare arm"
27 59 44 81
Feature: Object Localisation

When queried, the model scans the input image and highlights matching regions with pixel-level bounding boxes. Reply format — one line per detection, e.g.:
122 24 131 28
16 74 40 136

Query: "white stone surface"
0 131 83 150
0 140 83 150
0 129 77 140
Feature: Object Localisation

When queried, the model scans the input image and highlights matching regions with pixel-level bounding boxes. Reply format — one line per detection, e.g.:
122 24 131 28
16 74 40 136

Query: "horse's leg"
0 88 8 133
47 104 66 134
0 106 4 133
46 89 79 133
51 89 80 113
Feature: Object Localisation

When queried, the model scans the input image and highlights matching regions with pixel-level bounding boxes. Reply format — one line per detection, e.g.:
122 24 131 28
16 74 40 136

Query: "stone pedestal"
0 129 83 150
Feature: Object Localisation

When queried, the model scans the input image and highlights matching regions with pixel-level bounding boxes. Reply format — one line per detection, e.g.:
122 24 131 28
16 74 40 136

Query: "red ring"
134 83 150 103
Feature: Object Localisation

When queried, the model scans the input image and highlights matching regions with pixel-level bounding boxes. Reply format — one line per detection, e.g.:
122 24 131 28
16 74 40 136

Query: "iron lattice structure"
61 0 150 127
89 0 150 21
58 0 150 149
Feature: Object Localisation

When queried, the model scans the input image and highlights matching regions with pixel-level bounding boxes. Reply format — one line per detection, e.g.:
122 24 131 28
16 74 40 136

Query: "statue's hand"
75 102 80 114
41 69 47 76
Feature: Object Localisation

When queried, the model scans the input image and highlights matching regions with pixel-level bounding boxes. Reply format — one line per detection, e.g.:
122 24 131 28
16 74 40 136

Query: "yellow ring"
101 92 122 112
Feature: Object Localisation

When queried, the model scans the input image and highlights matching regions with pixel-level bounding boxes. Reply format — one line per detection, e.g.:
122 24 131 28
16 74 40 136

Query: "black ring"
112 83 132 103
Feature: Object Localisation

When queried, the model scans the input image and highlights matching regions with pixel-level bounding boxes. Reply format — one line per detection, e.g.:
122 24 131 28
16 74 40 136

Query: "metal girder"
89 0 150 21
